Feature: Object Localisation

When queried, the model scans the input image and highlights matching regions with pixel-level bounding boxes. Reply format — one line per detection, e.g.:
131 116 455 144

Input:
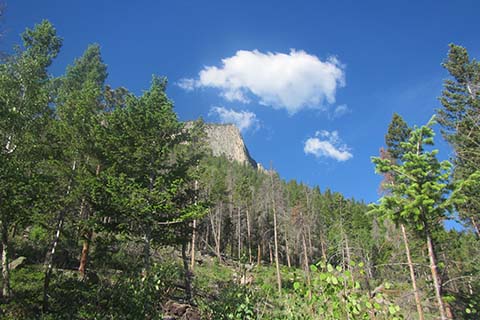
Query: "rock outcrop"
186 121 258 168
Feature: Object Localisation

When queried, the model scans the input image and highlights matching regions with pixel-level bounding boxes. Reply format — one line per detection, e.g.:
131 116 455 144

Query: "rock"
184 307 201 320
163 300 201 320
185 122 257 168
8 256 26 270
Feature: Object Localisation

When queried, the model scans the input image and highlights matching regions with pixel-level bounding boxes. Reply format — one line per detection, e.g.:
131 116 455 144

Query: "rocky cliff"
202 123 258 168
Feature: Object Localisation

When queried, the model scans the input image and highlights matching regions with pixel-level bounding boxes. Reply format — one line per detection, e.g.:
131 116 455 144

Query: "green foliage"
385 113 411 160
437 43 480 231
200 283 258 320
371 116 453 231
278 262 402 320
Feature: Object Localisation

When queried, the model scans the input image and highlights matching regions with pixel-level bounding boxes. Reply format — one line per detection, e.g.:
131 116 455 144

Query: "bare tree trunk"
43 209 64 312
269 170 282 294
401 224 424 320
246 207 252 264
425 227 447 320
269 243 273 265
190 219 197 270
143 225 151 274
43 160 76 312
1 221 11 299
307 225 314 257
210 206 222 263
257 243 262 265
301 230 311 293
285 230 291 268
190 179 199 270
272 204 282 293
237 207 241 260
319 231 327 261
344 232 352 272
471 216 480 239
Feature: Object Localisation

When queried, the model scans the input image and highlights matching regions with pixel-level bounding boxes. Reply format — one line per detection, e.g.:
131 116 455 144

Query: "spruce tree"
372 116 453 320
437 44 480 237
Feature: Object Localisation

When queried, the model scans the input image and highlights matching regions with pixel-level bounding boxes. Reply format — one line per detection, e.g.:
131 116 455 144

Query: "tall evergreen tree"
372 116 454 320
437 44 480 237
99 77 205 272
383 113 425 320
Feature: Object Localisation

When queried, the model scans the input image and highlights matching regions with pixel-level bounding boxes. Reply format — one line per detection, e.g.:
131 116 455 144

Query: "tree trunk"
270 168 282 294
272 203 282 294
237 207 241 260
190 219 197 270
43 210 64 312
143 226 151 274
401 224 424 320
78 230 92 278
319 231 327 262
285 230 291 268
268 243 273 265
77 198 88 278
246 207 252 264
344 232 352 272
1 221 11 300
425 227 447 320
301 230 311 288
78 164 100 278
182 241 192 302
257 243 261 265
470 216 480 239
210 206 222 263
43 160 76 312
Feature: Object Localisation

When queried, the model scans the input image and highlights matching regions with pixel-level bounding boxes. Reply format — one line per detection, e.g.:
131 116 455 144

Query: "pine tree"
372 116 453 320
437 44 480 237
383 113 424 320
99 77 205 272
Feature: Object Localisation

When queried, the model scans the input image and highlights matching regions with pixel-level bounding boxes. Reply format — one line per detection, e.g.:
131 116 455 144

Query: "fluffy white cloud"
209 106 259 132
179 49 345 114
304 130 352 161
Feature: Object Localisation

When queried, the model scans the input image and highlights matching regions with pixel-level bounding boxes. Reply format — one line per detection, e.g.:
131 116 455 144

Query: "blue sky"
4 0 480 206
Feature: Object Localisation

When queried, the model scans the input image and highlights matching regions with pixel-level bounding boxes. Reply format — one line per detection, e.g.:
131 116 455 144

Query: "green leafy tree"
0 20 61 299
371 116 453 320
42 44 107 311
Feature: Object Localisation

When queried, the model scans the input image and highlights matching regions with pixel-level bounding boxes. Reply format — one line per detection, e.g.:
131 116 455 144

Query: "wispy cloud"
304 130 352 161
331 104 351 118
179 49 345 114
209 106 259 132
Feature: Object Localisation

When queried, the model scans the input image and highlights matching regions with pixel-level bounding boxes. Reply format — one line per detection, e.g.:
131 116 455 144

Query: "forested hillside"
0 20 479 320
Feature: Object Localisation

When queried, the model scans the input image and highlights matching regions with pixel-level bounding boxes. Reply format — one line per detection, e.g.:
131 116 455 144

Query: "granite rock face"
203 123 257 168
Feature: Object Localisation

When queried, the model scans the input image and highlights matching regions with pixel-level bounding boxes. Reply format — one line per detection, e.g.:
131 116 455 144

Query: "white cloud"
209 106 259 132
332 104 351 118
177 78 196 91
304 130 352 161
179 49 345 114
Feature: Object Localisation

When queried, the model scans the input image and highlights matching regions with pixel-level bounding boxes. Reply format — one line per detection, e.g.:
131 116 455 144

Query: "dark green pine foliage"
385 113 411 160
372 117 454 319
98 77 206 270
437 44 480 236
